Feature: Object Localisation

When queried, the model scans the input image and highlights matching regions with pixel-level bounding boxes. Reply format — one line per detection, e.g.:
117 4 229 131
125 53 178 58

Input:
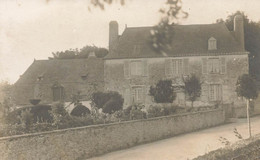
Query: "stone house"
13 56 104 105
104 15 249 107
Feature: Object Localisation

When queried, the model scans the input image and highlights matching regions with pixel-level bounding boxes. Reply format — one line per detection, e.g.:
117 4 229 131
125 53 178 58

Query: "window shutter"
183 58 189 75
125 88 131 105
165 59 172 77
220 57 226 74
143 59 148 76
201 84 209 102
142 86 146 103
124 60 130 79
202 58 207 74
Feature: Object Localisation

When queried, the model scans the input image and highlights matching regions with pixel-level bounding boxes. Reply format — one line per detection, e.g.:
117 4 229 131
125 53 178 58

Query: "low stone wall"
0 109 224 160
193 134 260 160
223 103 247 119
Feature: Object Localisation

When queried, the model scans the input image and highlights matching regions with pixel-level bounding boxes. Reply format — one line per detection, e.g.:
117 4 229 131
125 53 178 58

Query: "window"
165 58 189 77
132 86 144 103
131 61 143 76
208 58 220 73
209 84 222 101
52 83 64 101
208 37 217 50
202 57 226 74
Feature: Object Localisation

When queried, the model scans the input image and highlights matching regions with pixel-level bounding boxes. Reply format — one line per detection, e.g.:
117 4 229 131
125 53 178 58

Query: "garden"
0 76 219 137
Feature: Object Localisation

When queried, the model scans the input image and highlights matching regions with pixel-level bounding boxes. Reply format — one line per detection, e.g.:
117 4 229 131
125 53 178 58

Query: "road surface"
89 116 260 160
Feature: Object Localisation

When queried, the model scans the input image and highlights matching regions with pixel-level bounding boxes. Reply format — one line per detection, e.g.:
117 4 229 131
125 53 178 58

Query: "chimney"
234 15 244 50
109 21 119 51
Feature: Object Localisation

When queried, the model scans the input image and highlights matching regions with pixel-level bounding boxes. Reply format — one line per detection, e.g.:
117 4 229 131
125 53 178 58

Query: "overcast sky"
0 0 260 83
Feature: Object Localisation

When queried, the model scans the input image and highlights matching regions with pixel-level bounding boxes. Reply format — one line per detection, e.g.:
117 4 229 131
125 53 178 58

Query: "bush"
70 104 90 117
91 91 124 114
4 104 52 125
147 104 177 118
20 109 34 128
149 80 176 103
128 104 147 120
49 102 69 127
103 98 123 114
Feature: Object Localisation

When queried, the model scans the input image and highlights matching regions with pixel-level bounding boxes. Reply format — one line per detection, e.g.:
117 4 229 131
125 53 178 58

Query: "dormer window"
208 37 217 50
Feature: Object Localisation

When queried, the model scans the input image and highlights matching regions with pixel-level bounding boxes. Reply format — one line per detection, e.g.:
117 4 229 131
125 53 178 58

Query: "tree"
51 45 108 59
89 0 188 56
236 74 258 137
183 75 201 108
149 80 176 103
219 11 260 81
91 91 124 114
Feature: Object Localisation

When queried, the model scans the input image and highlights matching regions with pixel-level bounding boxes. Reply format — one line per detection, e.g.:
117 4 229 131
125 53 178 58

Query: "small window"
208 37 217 50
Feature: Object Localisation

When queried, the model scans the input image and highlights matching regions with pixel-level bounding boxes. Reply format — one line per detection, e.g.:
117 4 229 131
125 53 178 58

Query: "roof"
15 58 104 85
105 23 247 59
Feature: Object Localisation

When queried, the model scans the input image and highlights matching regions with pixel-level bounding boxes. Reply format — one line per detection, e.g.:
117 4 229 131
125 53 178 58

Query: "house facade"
14 56 104 105
104 15 249 107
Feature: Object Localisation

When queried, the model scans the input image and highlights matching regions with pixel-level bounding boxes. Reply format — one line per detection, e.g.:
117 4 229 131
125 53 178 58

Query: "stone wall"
104 54 248 107
193 134 260 160
0 109 224 160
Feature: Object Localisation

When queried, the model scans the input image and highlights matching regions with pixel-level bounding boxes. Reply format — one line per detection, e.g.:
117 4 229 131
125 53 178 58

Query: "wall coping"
0 108 223 141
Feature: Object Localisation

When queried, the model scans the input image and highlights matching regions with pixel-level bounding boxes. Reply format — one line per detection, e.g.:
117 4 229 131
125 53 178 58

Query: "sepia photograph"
0 0 260 159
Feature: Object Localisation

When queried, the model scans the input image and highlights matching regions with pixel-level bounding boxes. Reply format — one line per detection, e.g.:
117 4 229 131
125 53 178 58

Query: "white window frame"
208 58 220 74
208 84 222 101
132 86 144 103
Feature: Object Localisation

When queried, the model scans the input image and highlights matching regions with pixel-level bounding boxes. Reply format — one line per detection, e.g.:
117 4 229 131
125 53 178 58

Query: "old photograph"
0 0 260 159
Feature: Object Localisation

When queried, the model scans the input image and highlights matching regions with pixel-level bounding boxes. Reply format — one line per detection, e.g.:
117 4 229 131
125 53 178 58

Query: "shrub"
102 97 123 114
91 91 111 109
147 104 177 118
183 75 202 107
20 109 34 128
49 102 69 127
30 104 52 123
149 80 176 103
91 91 124 114
128 104 146 120
70 104 90 117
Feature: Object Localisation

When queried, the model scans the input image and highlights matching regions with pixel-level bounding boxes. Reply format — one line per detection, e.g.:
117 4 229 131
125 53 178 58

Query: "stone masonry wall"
0 109 224 160
104 54 248 107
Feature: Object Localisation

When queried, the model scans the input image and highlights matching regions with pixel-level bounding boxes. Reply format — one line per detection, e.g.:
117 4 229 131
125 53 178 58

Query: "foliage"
49 102 69 126
20 109 34 128
149 80 176 103
102 97 123 114
149 0 188 54
128 104 147 120
91 91 124 114
91 91 111 109
147 104 177 118
70 104 90 117
51 45 108 59
219 11 260 80
236 74 258 100
89 0 188 55
183 75 202 107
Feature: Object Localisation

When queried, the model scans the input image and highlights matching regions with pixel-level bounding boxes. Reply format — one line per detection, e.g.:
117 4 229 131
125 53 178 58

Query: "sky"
0 0 260 84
